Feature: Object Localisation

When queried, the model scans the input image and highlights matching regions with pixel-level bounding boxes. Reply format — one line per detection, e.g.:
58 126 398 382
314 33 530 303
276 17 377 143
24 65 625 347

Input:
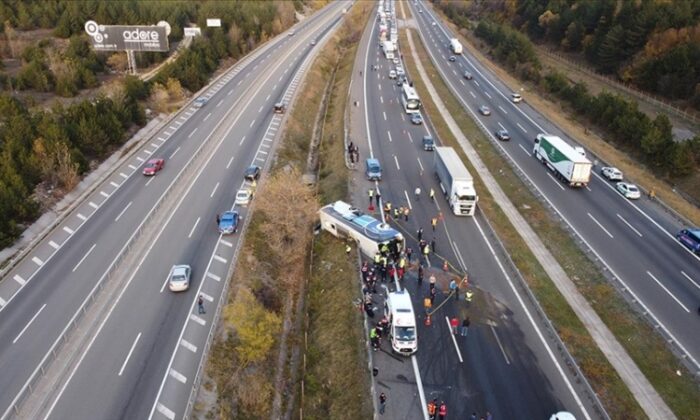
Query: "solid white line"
452 241 467 271
189 314 206 326
12 303 47 344
404 190 412 210
76 213 87 221
169 368 187 384
14 274 26 285
169 146 181 159
72 243 97 272
203 112 211 122
546 173 566 191
115 201 132 222
210 182 220 198
180 339 197 353
63 226 74 234
118 332 142 376
188 217 201 239
681 271 700 290
616 214 642 237
0 297 5 307
32 256 43 266
156 403 175 420
411 356 429 419
444 317 463 363
516 122 527 133
490 324 510 364
647 271 689 312
188 127 198 138
587 212 614 239
206 272 221 282
213 255 227 263
518 144 531 155
49 241 60 250
394 155 400 170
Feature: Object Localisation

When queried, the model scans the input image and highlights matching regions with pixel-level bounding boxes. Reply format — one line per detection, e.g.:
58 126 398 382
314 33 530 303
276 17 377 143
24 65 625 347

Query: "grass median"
399 7 700 419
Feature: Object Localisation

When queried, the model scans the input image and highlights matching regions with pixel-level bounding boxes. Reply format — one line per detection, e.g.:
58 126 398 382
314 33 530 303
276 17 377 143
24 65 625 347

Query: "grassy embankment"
399 5 700 419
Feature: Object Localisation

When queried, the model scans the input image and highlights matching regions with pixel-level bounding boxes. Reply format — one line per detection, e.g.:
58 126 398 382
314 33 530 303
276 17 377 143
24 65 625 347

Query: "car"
235 188 253 206
244 165 261 181
463 71 473 80
616 182 641 199
601 166 623 181
410 113 423 125
365 158 382 181
193 97 208 108
273 102 286 114
495 129 510 141
418 9 423 13
168 264 191 292
676 228 700 254
143 158 164 176
448 56 456 62
218 210 240 234
310 40 316 46
396 66 405 76
511 93 523 103
393 57 400 65
478 105 491 116
422 135 435 151
288 31 295 36
388 70 397 79
432 22 436 26
397 78 405 87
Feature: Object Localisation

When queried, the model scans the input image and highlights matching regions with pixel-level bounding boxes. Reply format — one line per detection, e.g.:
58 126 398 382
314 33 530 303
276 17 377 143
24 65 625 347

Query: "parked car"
601 167 623 181
244 165 261 181
235 188 253 206
168 264 191 292
142 158 165 176
495 129 510 141
511 93 523 103
365 158 382 181
411 113 423 125
463 71 473 80
193 97 208 108
422 135 435 151
218 211 240 234
676 228 700 254
448 56 456 62
389 70 397 79
273 102 286 114
478 105 491 116
616 182 641 200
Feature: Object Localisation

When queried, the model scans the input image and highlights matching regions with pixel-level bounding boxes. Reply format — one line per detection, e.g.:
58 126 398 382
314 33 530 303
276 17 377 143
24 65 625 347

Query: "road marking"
32 256 43 266
250 119 256 128
404 190 412 210
258 105 264 113
128 164 137 170
484 91 492 99
151 143 159 149
444 317 463 363
265 94 271 101
498 105 507 114
169 368 187 384
89 202 99 209
188 128 198 138
518 144 531 156
14 274 26 286
145 177 155 187
200 292 214 302
115 201 132 222
647 271 689 312
180 339 197 353
77 213 87 221
460 79 465 86
190 314 206 326
214 255 227 264
394 155 400 170
210 182 220 198
63 226 74 234
380 96 383 104
469 91 476 98
587 212 614 238
616 214 642 237
383 111 387 121
490 324 510 364
169 147 181 159
13 303 46 344
416 157 424 172
72 243 97 272
188 217 201 239
497 122 506 131
49 241 60 250
157 137 166 142
378 83 382 91
226 156 234 169
169 125 177 131
119 172 129 179
136 156 145 162
516 122 527 133
258 150 268 155
452 241 467 270
546 173 566 191
118 332 142 376
203 112 211 122
474 80 480 87
680 271 700 290
240 135 246 146
110 181 120 188
100 191 109 198
206 272 221 282
220 239 233 247
156 403 175 420
387 131 393 143
407 132 413 143
144 149 153 155
217 99 224 107
163 131 172 136
0 297 5 307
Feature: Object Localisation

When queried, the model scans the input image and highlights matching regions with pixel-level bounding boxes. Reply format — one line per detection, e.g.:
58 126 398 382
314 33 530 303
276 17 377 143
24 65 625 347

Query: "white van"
388 69 397 79
384 290 417 355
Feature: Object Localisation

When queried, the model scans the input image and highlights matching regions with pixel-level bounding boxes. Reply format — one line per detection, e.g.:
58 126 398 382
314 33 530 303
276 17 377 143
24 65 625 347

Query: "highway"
349 1 601 418
0 2 349 419
409 1 700 372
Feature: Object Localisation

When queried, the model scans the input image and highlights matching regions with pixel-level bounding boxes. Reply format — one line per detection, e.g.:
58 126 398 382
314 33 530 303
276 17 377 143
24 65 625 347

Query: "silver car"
478 105 491 116
168 264 191 292
601 166 623 181
616 182 641 200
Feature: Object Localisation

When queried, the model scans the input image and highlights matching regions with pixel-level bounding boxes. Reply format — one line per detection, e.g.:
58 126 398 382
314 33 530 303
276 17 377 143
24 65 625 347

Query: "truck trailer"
383 40 395 60
434 147 478 216
449 38 463 55
533 134 592 187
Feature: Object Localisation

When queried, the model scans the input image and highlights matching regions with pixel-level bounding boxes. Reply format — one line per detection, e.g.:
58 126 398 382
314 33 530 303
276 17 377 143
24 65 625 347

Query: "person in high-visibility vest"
429 188 435 201
368 188 374 205
431 217 438 231
465 289 474 302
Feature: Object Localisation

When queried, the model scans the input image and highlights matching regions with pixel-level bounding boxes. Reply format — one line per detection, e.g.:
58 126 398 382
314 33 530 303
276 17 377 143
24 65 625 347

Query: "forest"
0 0 304 247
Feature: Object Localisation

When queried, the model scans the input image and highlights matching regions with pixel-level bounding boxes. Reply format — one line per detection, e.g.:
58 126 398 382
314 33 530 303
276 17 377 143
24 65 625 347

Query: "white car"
601 166 623 181
616 182 641 200
193 97 208 108
168 264 191 292
432 22 436 26
393 57 399 65
396 66 405 76
388 70 397 79
478 105 491 116
511 93 523 103
235 188 253 206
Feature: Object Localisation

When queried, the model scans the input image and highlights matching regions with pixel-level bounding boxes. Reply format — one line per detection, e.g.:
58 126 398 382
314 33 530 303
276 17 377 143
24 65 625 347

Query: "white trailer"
434 147 478 216
533 134 592 187
449 38 463 54
383 40 395 59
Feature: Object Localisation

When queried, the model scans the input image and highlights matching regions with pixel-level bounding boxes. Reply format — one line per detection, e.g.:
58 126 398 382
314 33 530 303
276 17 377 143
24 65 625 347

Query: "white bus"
401 84 421 114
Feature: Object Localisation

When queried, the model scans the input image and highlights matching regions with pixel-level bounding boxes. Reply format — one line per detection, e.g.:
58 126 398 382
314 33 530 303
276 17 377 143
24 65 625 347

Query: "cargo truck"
449 38 463 54
383 40 395 60
533 134 592 187
434 147 478 216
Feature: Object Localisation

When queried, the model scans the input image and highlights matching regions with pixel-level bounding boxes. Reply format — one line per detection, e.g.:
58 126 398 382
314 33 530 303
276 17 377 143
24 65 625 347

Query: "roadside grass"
400 12 700 419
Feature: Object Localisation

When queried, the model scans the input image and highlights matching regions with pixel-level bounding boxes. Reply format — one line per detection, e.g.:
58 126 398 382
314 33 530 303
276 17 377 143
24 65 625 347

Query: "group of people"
347 141 360 165
427 399 448 420
370 316 390 351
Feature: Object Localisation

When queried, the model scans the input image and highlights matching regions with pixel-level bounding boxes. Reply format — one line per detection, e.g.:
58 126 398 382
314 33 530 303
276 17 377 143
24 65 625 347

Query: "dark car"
495 129 510 141
422 135 435 151
273 102 286 114
676 228 700 254
143 158 165 176
448 56 456 62
244 165 261 181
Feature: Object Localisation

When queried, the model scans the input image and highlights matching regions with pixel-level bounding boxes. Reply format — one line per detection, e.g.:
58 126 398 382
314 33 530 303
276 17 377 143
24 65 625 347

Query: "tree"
225 287 281 367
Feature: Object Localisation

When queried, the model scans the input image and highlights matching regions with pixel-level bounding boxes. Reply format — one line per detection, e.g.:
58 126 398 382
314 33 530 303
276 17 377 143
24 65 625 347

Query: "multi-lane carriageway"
0 2 350 419
410 0 700 373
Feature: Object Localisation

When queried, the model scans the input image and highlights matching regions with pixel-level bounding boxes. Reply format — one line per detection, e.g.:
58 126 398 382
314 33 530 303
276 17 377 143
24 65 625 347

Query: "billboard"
206 19 221 27
84 20 169 52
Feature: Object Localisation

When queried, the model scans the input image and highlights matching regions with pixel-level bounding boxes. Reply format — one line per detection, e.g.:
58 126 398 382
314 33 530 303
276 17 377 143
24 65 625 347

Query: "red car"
143 158 165 176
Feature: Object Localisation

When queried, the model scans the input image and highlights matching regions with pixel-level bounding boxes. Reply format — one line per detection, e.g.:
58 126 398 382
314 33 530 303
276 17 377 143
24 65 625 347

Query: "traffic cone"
424 314 432 326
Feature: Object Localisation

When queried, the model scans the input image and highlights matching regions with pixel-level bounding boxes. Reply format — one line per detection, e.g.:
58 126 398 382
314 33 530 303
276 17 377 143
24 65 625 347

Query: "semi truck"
533 134 592 187
449 38 463 54
434 147 478 216
383 40 395 59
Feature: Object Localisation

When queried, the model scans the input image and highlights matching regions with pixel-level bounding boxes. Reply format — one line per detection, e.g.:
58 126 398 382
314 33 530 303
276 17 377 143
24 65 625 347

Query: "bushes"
474 19 541 82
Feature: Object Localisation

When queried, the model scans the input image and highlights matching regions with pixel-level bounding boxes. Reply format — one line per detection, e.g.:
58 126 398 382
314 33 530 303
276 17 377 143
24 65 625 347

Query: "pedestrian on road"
485 411 493 420
423 243 430 258
345 242 352 255
216 214 220 225
370 327 380 350
461 317 471 336
429 274 436 291
430 188 435 201
431 238 437 254
379 392 387 415
406 247 413 263
368 188 374 205
429 287 436 304
449 279 457 299
465 289 474 303
404 206 410 221
418 264 424 284
417 227 423 242
469 412 477 420
427 399 437 420
198 295 205 314
438 401 447 420
375 190 381 206
450 317 459 334
415 187 421 200
431 217 438 231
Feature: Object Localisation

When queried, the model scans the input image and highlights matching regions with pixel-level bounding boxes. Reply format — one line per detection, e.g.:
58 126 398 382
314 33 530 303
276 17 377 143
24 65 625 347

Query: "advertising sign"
206 19 222 27
85 20 169 52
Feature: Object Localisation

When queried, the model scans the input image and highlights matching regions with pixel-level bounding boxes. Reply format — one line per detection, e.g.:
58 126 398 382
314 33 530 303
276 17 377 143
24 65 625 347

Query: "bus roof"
320 201 402 243
402 84 419 99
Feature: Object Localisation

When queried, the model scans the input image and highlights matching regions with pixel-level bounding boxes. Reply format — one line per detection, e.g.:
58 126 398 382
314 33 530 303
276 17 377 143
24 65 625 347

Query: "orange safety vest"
427 402 436 415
